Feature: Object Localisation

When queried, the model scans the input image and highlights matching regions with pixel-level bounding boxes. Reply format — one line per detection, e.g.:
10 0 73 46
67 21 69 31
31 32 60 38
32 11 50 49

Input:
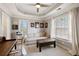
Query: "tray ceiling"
0 3 62 17
15 3 61 16
0 3 79 19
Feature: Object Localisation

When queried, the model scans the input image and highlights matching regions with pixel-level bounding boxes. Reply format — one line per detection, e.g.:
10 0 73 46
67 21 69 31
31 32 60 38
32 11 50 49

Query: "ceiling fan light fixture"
35 3 40 8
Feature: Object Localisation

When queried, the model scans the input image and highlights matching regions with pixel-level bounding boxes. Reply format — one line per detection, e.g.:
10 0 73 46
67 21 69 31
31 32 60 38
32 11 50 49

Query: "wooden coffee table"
0 39 17 56
37 39 56 52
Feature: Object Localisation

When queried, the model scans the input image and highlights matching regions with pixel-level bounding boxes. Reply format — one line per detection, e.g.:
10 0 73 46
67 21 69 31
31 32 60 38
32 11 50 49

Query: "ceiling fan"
26 3 51 13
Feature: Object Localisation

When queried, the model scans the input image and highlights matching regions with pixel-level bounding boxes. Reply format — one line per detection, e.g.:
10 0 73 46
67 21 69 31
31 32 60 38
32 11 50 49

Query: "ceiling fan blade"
24 3 50 7
25 4 35 6
40 4 51 7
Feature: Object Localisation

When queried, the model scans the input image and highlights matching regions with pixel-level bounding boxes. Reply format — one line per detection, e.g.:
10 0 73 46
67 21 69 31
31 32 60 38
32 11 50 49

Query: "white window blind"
55 13 70 40
19 20 28 35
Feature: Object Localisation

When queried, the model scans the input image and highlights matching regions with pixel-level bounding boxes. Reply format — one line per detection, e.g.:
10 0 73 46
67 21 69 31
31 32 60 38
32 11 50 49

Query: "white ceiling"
15 3 61 16
0 3 79 19
0 3 62 18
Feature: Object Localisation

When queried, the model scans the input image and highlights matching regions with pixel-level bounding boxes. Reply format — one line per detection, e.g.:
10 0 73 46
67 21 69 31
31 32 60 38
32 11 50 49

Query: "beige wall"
0 10 2 36
11 17 50 38
28 20 46 37
44 19 51 37
2 11 11 39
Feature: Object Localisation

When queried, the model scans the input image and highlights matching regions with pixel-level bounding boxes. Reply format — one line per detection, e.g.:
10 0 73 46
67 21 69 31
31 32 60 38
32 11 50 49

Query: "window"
19 20 28 35
55 13 70 40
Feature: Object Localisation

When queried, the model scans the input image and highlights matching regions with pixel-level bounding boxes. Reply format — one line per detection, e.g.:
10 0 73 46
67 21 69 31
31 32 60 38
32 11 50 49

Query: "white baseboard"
57 43 73 55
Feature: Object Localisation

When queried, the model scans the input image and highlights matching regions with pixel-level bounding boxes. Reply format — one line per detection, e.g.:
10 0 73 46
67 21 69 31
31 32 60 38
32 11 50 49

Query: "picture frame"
31 23 34 27
40 23 44 28
45 22 48 28
35 22 39 28
12 25 18 30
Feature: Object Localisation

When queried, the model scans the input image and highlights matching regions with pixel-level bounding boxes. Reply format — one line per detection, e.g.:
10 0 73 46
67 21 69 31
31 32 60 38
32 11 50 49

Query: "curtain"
50 19 55 38
70 7 79 55
76 8 79 55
